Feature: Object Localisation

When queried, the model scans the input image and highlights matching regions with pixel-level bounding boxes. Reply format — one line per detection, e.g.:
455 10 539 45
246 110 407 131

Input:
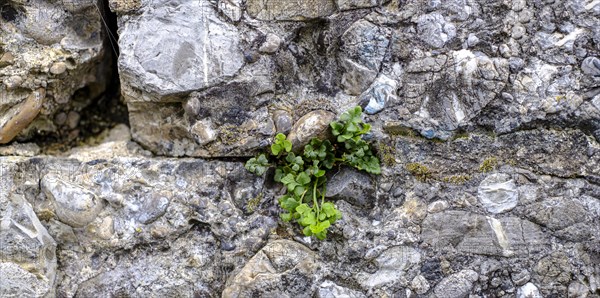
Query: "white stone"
517 282 542 298
478 173 519 213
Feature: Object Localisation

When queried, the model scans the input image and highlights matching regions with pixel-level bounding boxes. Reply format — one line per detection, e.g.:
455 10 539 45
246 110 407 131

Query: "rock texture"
1 0 600 297
0 0 109 143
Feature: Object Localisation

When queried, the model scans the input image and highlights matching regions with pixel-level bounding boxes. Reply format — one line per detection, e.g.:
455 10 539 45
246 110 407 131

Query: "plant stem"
313 180 319 219
300 189 308 203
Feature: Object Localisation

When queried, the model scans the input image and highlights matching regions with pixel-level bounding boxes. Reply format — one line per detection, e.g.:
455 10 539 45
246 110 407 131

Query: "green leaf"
318 212 327 221
280 213 292 221
321 202 337 217
296 203 311 214
279 195 299 211
303 226 313 236
274 168 284 182
296 172 311 185
315 230 327 240
294 185 305 197
280 173 295 185
245 154 269 175
300 211 316 226
271 133 292 155
315 170 326 177
283 140 292 152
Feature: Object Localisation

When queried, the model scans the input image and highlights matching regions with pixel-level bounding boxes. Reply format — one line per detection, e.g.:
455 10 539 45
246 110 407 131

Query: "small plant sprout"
245 106 380 240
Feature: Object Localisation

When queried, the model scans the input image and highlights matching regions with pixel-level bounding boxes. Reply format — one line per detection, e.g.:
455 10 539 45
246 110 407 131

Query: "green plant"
245 106 380 240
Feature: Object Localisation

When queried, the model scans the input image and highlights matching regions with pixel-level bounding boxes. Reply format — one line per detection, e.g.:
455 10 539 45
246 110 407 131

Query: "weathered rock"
477 173 519 214
337 0 381 10
247 0 336 21
118 0 243 99
223 240 320 297
259 33 282 54
218 0 243 22
287 110 335 151
417 12 456 49
517 282 542 298
410 275 431 295
422 211 546 257
433 269 478 298
41 174 104 228
356 246 421 288
340 19 391 95
0 179 57 297
359 74 398 115
581 57 600 76
109 0 142 14
318 280 366 298
0 0 107 142
325 166 376 207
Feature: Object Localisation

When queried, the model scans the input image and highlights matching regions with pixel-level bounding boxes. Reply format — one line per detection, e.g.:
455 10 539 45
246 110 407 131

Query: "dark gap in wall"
76 0 129 142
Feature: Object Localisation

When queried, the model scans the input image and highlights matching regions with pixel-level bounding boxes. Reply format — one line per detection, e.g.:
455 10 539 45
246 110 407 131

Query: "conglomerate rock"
0 0 109 144
0 0 599 297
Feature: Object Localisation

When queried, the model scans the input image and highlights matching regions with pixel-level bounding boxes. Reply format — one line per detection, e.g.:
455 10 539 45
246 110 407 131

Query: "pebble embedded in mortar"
0 88 46 144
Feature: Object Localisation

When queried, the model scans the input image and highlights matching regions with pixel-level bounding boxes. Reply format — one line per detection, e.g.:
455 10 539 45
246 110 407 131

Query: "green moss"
451 131 470 141
442 174 471 184
37 209 55 221
406 163 432 182
220 124 245 145
246 192 263 213
479 157 498 173
377 142 396 166
384 124 418 138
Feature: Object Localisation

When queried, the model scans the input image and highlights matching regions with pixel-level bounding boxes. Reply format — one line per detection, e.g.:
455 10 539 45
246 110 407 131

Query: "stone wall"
1 0 599 297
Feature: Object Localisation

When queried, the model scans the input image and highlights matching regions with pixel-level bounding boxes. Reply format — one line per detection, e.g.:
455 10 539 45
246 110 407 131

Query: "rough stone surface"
287 110 335 152
434 269 478 298
222 240 320 297
247 0 336 21
2 0 600 297
477 173 519 214
0 0 108 143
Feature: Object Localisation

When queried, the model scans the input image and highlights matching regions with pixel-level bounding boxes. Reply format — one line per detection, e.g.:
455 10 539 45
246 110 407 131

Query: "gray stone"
422 211 546 257
247 0 336 21
41 174 105 228
49 62 67 75
218 0 243 22
581 57 600 76
340 19 391 95
433 269 478 298
512 269 531 286
517 283 542 298
0 186 57 297
223 240 320 297
326 167 376 207
568 282 589 298
318 280 366 298
259 33 282 54
356 246 421 288
410 275 431 295
273 110 293 134
477 173 519 214
0 0 106 142
417 13 456 48
118 0 244 99
337 0 380 10
526 197 593 232
360 75 398 115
